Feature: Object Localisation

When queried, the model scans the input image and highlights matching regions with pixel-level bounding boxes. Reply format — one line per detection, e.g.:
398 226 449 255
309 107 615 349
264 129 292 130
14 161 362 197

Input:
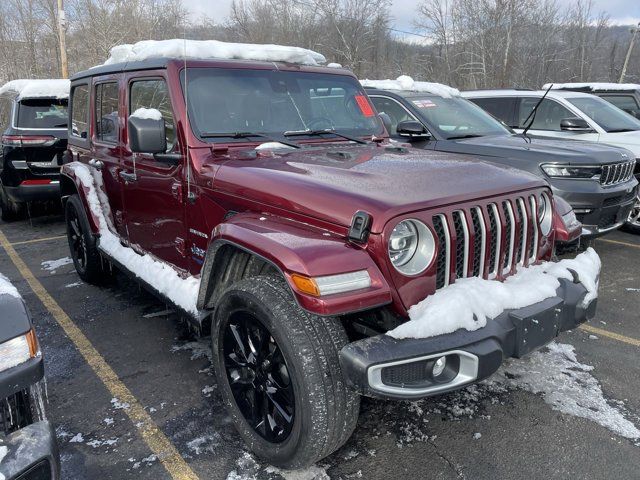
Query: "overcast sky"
184 0 640 35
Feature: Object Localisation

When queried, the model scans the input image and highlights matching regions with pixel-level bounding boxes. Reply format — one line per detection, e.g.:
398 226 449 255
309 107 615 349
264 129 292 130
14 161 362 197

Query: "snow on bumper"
0 421 60 479
339 251 600 400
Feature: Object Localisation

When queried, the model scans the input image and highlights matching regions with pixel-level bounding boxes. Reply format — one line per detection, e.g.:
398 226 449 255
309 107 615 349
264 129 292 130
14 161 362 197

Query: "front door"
120 75 187 270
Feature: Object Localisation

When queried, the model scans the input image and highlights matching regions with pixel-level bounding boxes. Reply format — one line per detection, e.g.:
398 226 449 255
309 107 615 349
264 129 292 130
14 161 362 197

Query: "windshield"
566 96 640 133
16 98 68 129
182 68 382 141
406 95 511 139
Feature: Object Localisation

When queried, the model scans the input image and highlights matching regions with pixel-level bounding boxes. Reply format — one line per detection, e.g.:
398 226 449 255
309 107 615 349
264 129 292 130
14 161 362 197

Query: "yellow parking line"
10 235 66 246
597 238 640 250
0 228 199 480
579 324 640 347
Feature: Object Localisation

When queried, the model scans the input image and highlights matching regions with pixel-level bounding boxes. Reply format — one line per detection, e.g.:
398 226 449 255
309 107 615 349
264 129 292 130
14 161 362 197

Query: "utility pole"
57 0 69 79
619 22 640 83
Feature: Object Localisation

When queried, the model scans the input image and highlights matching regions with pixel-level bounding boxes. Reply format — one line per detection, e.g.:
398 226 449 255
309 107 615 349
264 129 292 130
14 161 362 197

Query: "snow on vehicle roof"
0 79 70 101
0 272 20 298
461 89 594 99
103 39 327 66
543 82 640 92
360 75 460 98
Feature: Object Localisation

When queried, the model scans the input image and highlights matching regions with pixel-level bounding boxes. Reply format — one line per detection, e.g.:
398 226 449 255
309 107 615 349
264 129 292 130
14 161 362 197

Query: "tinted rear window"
16 98 67 129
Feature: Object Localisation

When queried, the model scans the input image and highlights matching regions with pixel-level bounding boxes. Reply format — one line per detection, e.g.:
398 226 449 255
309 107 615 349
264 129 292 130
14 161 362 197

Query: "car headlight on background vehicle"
388 219 435 275
537 193 553 236
0 330 39 373
541 164 601 180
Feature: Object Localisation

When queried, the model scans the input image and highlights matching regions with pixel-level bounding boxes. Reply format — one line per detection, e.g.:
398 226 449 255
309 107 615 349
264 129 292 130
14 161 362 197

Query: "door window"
95 83 119 143
517 97 575 131
129 79 175 151
370 96 418 135
601 95 640 113
70 84 89 139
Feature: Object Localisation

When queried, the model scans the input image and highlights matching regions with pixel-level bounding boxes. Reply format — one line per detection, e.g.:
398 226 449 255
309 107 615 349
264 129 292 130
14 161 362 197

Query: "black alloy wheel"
222 312 295 443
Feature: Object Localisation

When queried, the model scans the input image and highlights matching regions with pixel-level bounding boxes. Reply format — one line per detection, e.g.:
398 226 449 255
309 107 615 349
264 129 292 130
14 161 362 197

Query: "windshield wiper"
53 122 68 127
200 131 300 149
521 83 553 138
283 128 368 144
446 134 484 140
607 128 636 133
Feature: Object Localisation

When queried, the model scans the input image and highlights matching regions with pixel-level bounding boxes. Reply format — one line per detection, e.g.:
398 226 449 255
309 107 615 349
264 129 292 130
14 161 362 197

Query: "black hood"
435 134 633 165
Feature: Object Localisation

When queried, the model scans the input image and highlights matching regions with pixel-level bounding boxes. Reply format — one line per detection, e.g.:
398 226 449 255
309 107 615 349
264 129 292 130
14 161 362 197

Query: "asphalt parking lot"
1 208 639 480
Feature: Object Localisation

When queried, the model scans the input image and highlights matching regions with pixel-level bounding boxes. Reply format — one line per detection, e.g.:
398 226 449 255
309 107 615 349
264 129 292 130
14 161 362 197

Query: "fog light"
432 356 447 377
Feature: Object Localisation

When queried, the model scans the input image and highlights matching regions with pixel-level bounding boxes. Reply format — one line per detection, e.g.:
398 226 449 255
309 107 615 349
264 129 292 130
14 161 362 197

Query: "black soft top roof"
71 58 172 81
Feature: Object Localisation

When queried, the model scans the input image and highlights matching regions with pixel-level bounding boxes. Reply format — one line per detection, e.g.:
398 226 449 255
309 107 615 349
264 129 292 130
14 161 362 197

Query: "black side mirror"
128 115 167 154
560 117 592 132
378 112 393 134
396 120 431 140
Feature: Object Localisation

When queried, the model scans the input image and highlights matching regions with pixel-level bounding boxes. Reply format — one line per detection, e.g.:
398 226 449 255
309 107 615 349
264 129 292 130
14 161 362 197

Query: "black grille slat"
433 215 447 289
453 212 466 279
501 202 513 272
1 390 32 435
527 197 536 261
471 208 483 277
602 161 634 186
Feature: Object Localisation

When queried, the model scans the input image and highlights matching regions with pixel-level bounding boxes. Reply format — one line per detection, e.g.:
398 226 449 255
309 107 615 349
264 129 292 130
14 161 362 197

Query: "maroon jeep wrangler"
61 53 597 468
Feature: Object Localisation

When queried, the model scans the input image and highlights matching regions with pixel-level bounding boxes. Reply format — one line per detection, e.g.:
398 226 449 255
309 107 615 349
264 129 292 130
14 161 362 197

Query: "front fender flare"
60 164 101 235
197 213 392 317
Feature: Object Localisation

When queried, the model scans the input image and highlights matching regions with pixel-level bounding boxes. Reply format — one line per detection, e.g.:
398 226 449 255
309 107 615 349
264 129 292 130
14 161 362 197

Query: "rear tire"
211 275 359 469
65 194 103 284
0 184 25 222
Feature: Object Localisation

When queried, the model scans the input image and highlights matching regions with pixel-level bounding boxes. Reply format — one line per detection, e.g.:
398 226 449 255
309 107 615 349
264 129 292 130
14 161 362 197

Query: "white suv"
463 89 640 232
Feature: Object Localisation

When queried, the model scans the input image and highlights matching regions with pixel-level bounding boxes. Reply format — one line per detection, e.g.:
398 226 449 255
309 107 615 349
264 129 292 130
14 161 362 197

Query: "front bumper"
340 276 597 400
0 421 60 480
550 180 637 238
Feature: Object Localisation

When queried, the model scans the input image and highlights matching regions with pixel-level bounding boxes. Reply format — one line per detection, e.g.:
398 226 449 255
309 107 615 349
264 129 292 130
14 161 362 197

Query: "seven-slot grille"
433 194 541 290
601 161 635 186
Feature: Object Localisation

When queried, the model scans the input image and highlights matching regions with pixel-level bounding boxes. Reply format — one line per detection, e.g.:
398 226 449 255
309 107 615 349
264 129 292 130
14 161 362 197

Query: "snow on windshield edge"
389 248 601 339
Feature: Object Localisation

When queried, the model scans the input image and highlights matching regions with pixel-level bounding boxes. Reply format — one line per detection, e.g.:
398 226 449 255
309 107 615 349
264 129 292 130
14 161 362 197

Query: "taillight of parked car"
1 135 57 147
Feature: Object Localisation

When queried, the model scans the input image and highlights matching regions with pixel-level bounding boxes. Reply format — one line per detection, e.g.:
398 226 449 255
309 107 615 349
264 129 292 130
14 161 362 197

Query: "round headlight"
388 219 435 275
538 192 553 236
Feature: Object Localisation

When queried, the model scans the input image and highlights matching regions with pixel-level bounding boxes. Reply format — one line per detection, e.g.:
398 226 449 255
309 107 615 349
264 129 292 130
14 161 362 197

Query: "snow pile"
0 273 20 298
361 75 460 98
130 107 162 121
0 79 70 100
104 39 326 66
544 82 640 92
388 248 600 339
255 142 294 151
494 342 640 439
67 162 201 314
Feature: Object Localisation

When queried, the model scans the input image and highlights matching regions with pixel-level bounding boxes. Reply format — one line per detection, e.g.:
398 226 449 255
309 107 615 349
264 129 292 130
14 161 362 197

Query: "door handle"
119 171 137 183
88 158 104 170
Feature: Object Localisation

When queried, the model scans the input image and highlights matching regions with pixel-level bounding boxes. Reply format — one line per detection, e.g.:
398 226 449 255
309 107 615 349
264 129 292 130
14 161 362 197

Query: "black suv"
0 80 69 221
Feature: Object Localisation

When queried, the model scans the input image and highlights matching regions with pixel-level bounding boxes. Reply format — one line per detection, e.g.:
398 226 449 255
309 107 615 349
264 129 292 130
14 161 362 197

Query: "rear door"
120 74 187 269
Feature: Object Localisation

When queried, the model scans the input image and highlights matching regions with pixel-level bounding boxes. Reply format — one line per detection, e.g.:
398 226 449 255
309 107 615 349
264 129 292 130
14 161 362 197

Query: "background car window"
130 79 175 151
601 95 640 114
567 96 640 132
517 97 575 131
16 99 67 129
469 97 516 127
70 84 89 138
95 82 119 143
370 96 418 134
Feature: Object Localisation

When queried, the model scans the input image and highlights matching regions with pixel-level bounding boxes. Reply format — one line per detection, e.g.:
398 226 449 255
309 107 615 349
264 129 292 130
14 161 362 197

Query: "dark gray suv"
365 85 638 238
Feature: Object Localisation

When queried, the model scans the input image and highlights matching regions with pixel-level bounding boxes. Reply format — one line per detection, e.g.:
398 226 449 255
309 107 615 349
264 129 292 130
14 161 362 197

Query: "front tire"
623 194 640 234
65 195 104 283
212 275 359 469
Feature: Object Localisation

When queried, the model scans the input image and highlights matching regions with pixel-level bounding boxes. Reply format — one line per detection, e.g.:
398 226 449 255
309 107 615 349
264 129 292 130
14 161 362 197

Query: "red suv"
61 48 598 468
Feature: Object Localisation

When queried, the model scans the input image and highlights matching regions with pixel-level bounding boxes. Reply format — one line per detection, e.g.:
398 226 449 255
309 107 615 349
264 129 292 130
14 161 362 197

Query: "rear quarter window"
469 97 516 127
16 98 67 129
